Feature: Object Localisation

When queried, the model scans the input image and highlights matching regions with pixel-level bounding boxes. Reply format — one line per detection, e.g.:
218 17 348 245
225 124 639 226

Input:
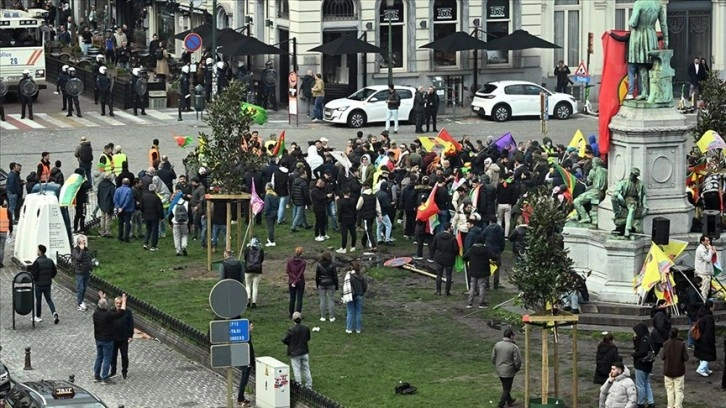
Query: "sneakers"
479 304 489 309
427 259 435 263
625 94 634 100
345 330 352 334
143 244 148 250
349 247 355 252
336 248 347 254
356 330 361 334
696 369 709 377
320 317 326 322
101 379 114 385
53 312 59 324
466 304 473 309
149 247 158 252
33 316 42 323
77 303 87 311
315 236 324 242
108 372 118 379
93 377 102 383
176 252 183 256
329 317 336 322
412 256 424 260
266 240 277 247
324 235 330 240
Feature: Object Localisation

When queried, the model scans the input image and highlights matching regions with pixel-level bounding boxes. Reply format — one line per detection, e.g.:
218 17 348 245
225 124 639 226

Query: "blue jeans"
436 210 450 233
562 291 584 310
117 211 131 241
79 163 93 188
376 214 392 242
313 96 324 120
200 218 208 247
635 369 654 405
327 201 339 231
237 364 253 402
292 205 308 229
385 109 399 132
76 273 89 306
687 317 695 347
627 63 639 95
34 284 56 318
277 195 290 223
346 295 364 332
291 354 312 389
212 223 226 249
94 340 114 380
7 193 17 223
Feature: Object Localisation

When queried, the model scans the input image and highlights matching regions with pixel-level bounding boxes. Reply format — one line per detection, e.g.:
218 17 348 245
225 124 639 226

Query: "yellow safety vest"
112 153 127 175
543 145 557 164
98 153 113 173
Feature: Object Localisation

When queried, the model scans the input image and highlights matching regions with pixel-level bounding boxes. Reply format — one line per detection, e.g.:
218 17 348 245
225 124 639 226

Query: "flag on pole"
174 135 193 148
494 132 517 152
271 130 286 157
454 231 465 272
713 252 722 277
416 184 440 222
633 242 675 294
250 182 265 215
696 130 726 153
59 173 85 207
567 129 587 157
598 30 629 155
553 163 577 197
329 150 353 176
241 102 268 125
437 128 463 152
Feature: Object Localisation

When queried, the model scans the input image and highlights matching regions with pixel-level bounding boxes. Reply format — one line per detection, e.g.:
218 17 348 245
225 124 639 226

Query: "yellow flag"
696 130 726 153
661 239 688 261
567 129 587 157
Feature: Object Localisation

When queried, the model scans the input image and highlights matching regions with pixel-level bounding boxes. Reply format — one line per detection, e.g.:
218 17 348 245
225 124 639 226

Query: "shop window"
277 0 289 18
485 0 511 65
379 0 405 70
433 0 458 68
554 0 580 66
322 0 357 21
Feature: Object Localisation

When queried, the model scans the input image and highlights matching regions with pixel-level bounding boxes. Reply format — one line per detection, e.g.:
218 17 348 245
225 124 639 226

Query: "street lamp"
386 0 394 84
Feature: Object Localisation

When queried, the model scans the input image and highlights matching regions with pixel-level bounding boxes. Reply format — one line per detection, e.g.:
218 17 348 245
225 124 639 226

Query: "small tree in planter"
508 187 580 408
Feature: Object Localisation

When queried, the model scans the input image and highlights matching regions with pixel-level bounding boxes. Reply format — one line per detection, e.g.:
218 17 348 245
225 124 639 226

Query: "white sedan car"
471 80 579 121
323 85 416 128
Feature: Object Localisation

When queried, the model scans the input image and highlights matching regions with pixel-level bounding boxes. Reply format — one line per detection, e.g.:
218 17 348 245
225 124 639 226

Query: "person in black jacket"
400 176 418 239
237 320 256 405
650 299 672 355
481 215 506 289
73 168 89 233
30 244 59 324
424 86 440 132
336 190 357 253
430 222 459 296
315 251 338 322
632 323 655 408
685 276 704 348
356 186 380 252
243 240 264 308
694 300 717 377
110 295 134 379
310 179 330 241
508 217 529 261
593 333 620 384
93 292 126 384
141 184 164 251
71 236 93 311
462 233 498 308
290 172 311 231
282 312 313 389
477 175 497 220
375 181 394 245
414 86 426 134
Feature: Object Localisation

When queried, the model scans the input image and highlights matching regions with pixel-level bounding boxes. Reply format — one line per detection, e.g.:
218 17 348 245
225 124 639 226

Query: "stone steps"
577 300 726 328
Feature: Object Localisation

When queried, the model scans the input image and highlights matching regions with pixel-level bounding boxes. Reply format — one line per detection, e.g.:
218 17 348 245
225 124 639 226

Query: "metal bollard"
24 347 32 370
118 405 125 408
68 374 75 383
177 93 183 121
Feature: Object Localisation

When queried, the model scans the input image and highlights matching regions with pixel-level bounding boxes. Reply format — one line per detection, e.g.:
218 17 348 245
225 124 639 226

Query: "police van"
0 9 48 98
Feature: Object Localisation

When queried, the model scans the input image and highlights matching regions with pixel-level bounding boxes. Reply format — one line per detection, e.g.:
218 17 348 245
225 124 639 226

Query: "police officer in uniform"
58 65 70 111
97 66 114 117
92 55 105 105
66 67 82 117
0 78 6 122
216 61 229 96
203 57 214 102
180 64 191 112
19 70 34 120
261 59 278 111
130 68 147 116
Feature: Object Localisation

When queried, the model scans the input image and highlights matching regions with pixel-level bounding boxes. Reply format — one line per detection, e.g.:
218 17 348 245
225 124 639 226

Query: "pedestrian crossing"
0 109 185 131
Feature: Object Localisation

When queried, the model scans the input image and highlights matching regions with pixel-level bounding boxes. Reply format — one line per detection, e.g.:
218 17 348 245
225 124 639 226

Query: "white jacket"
695 243 714 277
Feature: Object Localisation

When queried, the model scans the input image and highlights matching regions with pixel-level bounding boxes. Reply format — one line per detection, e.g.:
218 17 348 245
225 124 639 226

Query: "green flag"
241 102 268 125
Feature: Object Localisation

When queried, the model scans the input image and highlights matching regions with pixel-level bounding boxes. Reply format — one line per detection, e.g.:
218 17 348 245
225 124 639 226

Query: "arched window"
216 6 229 29
379 0 405 69
277 0 290 18
322 0 357 21
433 0 458 67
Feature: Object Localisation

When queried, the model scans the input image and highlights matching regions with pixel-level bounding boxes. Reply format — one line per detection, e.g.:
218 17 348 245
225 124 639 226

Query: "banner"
598 30 628 155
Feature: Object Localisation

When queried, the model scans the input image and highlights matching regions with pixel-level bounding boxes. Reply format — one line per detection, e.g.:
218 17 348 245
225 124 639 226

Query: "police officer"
180 64 191 112
58 64 70 111
66 67 82 118
203 57 214 102
97 66 114 117
0 78 6 122
19 70 34 120
92 54 106 105
216 61 229 96
261 59 278 111
130 68 146 116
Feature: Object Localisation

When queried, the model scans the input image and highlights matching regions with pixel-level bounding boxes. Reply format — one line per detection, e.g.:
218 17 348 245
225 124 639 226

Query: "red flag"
598 31 628 155
416 184 440 222
456 231 464 256
271 130 286 157
437 128 462 152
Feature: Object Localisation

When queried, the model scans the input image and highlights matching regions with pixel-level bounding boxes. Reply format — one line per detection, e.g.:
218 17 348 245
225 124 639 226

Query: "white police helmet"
181 65 189 74
68 67 76 73
205 58 213 65
99 66 107 75
216 61 224 69
22 69 30 75
132 68 141 76
62 65 69 72
96 55 104 62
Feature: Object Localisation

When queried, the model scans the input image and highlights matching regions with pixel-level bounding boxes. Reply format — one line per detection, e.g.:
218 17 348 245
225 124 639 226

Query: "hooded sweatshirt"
594 342 621 384
632 323 654 373
286 255 306 285
430 230 459 267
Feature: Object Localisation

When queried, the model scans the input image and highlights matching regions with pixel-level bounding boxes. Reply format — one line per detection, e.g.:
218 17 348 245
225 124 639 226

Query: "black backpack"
246 247 262 272
174 202 189 223
79 144 93 164
155 48 164 60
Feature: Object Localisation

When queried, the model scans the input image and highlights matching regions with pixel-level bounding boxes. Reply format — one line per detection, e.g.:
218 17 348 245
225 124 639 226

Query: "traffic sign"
210 319 250 344
184 33 203 52
574 60 590 83
209 279 248 319
210 343 251 368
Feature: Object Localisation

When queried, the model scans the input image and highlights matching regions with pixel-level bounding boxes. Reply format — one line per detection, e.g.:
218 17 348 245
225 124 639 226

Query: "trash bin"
194 84 205 112
13 271 34 316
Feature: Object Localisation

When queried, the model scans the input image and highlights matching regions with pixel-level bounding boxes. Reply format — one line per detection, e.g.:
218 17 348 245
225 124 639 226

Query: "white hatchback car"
471 80 579 121
323 85 416 128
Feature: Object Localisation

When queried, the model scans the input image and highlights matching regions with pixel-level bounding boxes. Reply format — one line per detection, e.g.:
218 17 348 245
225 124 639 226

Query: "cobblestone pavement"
0 234 229 408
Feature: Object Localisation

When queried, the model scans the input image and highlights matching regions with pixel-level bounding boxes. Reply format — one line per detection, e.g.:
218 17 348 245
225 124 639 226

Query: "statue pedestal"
565 104 696 303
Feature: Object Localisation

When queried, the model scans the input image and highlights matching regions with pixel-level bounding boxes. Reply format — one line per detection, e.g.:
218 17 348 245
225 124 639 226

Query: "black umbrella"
216 28 248 48
485 29 561 51
419 31 488 52
219 35 281 56
308 35 384 56
174 24 214 41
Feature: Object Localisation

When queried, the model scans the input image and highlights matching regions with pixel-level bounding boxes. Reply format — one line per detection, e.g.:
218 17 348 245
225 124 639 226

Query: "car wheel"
554 102 572 120
492 104 511 122
347 110 367 128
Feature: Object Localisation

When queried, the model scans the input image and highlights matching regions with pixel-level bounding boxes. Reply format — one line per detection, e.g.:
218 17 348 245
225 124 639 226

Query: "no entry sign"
184 33 203 52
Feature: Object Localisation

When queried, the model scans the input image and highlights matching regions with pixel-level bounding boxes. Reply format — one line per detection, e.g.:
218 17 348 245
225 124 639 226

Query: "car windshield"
479 84 498 94
347 88 378 101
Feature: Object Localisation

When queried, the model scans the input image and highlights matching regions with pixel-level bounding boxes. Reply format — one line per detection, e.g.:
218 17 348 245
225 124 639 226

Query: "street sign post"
211 343 251 368
288 71 298 127
210 319 250 343
209 279 248 319
574 61 590 84
184 33 203 53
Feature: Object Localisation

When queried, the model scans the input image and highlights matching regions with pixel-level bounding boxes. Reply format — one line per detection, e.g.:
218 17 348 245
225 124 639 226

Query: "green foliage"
693 71 726 141
184 79 265 194
508 187 576 312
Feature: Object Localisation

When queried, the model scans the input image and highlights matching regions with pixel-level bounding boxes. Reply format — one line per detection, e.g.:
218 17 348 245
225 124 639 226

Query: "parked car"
2 380 108 407
323 85 416 128
471 80 579 121
0 361 10 398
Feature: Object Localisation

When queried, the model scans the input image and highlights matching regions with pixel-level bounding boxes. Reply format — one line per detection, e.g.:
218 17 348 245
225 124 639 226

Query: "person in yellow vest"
112 145 128 176
542 137 558 164
37 152 52 183
148 139 160 168
0 199 13 268
97 143 114 174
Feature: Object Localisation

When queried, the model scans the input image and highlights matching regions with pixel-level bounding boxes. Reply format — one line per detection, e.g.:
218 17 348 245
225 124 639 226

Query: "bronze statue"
626 0 669 101
574 157 607 224
612 167 648 238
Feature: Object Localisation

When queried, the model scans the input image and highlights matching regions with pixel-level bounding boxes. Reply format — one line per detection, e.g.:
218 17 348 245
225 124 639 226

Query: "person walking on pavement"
492 328 521 408
19 70 34 120
71 235 93 311
424 85 439 132
75 136 94 188
92 54 105 104
282 311 313 389
243 239 264 308
65 67 82 117
0 199 13 268
97 66 114 116
287 246 307 318
662 328 688 408
30 244 59 324
110 295 134 380
414 86 426 133
93 291 126 384
430 222 459 296
130 68 147 116
385 83 401 134
311 73 324 122
598 360 637 408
